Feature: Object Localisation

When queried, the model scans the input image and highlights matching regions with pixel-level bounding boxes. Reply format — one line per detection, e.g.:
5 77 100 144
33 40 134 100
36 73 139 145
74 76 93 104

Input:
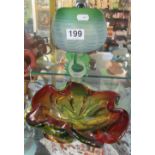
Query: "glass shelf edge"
31 71 131 80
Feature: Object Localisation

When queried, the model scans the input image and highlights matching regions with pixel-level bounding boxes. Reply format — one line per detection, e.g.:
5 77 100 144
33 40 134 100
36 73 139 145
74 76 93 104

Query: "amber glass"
26 82 129 147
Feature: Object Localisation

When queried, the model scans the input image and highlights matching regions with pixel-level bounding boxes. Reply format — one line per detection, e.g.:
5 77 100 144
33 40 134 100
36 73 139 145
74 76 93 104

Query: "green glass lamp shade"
26 82 129 147
52 8 107 53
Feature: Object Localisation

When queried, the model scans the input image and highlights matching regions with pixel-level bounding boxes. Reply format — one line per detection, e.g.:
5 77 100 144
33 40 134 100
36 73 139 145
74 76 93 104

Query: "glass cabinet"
24 0 131 154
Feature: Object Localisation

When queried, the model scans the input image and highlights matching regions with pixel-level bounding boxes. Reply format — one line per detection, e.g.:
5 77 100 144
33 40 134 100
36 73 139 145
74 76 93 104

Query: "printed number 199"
66 29 84 40
69 30 82 37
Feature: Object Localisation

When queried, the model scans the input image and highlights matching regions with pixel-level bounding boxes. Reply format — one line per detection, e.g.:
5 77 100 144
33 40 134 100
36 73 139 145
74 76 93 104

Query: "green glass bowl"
52 7 107 53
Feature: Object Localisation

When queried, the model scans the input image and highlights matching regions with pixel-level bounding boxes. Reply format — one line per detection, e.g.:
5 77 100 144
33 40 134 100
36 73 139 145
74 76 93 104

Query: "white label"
66 29 84 40
77 14 89 21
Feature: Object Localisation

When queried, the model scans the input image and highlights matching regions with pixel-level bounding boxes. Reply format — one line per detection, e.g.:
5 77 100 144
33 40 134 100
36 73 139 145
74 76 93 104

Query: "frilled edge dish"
24 49 36 77
26 82 129 147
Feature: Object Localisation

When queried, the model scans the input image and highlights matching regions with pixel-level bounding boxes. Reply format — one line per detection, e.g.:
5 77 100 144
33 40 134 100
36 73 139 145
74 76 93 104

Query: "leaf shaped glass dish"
26 82 129 147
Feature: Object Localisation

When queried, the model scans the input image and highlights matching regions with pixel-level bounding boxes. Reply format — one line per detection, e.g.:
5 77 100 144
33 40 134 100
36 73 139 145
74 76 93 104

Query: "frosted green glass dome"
52 7 107 53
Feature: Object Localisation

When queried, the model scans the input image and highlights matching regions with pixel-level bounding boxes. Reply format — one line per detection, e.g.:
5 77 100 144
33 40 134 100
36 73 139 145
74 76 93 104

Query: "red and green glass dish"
26 82 129 147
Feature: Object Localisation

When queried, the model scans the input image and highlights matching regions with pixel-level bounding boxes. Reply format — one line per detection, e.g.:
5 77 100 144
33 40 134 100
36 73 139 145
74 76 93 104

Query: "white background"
0 0 155 155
